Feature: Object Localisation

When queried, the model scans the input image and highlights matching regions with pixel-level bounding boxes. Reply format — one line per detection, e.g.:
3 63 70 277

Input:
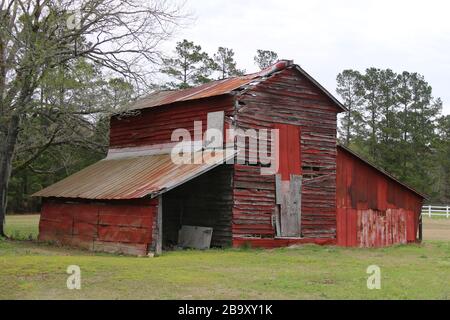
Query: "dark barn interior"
162 165 233 249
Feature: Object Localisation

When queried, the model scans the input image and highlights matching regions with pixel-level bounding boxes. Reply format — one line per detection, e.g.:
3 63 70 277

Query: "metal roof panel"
33 151 234 200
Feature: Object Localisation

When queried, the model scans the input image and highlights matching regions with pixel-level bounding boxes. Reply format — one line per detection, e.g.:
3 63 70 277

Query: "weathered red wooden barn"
33 60 425 255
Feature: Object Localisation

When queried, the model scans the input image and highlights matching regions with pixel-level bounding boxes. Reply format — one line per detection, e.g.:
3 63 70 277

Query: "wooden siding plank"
110 96 234 148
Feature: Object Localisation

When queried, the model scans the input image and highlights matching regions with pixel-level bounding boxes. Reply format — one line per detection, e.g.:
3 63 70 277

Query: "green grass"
4 214 40 240
423 215 450 220
1 215 450 300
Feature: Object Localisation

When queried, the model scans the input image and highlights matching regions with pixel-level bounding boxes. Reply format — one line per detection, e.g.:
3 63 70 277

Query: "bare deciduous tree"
0 0 186 236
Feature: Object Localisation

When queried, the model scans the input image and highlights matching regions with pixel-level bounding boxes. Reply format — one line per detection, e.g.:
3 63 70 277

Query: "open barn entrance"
161 164 233 250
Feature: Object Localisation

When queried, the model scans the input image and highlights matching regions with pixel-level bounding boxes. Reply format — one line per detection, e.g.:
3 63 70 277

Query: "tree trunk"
346 106 351 146
371 109 376 159
0 113 21 237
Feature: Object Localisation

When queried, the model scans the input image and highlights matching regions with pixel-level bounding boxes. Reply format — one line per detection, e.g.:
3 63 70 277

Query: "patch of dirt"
423 218 450 241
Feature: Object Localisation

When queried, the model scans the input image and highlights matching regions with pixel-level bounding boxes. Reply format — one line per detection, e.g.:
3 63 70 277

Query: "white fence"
421 205 450 218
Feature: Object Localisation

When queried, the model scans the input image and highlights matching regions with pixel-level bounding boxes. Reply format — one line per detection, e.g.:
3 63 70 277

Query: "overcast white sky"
164 0 450 115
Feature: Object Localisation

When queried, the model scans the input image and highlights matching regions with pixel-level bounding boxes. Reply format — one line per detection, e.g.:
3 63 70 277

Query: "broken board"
178 225 213 250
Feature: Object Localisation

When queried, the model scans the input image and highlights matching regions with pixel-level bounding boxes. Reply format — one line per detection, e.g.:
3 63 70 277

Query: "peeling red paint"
38 198 159 255
336 146 423 247
110 96 235 148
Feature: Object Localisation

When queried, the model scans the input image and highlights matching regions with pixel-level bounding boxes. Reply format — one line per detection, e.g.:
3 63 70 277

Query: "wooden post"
156 195 163 255
447 206 449 219
418 214 423 242
428 205 432 218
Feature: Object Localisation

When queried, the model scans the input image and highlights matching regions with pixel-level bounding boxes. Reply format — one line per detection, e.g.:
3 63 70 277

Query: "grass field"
4 215 40 240
1 215 450 300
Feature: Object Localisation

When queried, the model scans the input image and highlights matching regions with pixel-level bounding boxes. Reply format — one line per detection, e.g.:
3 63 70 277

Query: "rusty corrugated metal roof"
128 77 254 111
33 151 234 200
127 60 347 112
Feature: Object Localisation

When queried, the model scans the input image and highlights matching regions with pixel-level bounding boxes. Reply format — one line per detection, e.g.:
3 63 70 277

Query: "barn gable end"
231 66 341 246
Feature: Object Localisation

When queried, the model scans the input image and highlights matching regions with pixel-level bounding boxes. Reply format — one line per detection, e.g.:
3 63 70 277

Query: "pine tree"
161 40 214 89
336 67 445 201
336 70 364 146
254 50 278 70
212 47 245 79
432 115 450 202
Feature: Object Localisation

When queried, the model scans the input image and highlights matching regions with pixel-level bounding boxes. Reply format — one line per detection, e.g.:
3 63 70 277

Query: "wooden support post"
428 205 432 218
298 176 302 236
156 195 163 255
274 205 281 237
418 214 422 242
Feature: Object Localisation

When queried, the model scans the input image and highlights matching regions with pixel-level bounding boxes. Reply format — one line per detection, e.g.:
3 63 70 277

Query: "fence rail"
421 205 450 218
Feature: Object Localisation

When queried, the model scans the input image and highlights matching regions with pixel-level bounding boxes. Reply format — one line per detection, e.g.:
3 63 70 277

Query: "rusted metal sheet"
128 78 253 111
33 151 235 200
336 146 425 247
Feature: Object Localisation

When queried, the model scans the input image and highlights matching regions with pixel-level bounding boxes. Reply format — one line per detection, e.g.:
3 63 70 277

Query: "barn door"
274 123 302 237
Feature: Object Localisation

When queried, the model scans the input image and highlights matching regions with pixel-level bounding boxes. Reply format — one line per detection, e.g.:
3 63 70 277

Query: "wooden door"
274 123 302 237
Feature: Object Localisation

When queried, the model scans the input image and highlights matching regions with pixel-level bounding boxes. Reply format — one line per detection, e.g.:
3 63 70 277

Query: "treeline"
336 69 449 203
160 40 279 88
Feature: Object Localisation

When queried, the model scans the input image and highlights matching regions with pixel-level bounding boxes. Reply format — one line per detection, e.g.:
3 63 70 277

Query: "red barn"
33 61 425 255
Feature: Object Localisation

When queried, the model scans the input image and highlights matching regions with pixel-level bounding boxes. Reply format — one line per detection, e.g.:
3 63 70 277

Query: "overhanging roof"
126 61 347 112
33 151 234 200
